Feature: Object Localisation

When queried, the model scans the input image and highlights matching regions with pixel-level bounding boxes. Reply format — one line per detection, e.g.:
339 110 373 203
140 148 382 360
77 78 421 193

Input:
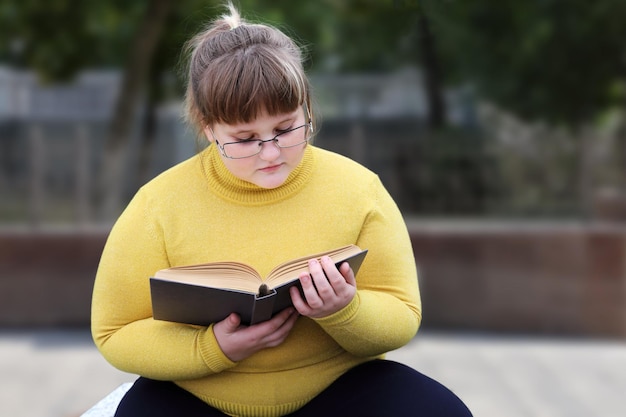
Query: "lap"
114 360 472 417
289 360 473 417
114 377 227 417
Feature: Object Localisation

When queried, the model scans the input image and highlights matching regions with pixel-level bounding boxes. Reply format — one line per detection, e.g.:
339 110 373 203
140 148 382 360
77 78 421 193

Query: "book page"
152 244 364 293
153 262 262 293
265 245 364 286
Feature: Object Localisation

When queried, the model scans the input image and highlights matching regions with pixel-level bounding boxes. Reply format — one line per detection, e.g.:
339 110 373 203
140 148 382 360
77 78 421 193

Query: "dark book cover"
150 249 368 326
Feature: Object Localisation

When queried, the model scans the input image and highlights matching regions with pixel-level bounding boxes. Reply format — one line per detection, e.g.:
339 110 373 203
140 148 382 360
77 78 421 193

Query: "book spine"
249 289 277 325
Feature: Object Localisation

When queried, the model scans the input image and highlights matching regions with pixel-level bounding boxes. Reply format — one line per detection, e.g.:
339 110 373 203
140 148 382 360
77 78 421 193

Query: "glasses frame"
210 106 314 159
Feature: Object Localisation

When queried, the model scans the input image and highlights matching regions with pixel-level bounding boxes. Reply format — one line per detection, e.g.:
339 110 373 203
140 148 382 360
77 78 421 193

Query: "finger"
239 309 293 343
263 307 295 329
225 313 242 332
338 261 356 287
259 309 299 347
308 258 336 300
272 308 299 335
320 256 349 289
290 281 312 315
299 268 324 309
319 259 355 307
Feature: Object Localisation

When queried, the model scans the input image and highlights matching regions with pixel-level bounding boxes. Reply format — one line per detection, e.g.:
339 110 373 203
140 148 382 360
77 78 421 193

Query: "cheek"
222 157 254 177
284 145 307 164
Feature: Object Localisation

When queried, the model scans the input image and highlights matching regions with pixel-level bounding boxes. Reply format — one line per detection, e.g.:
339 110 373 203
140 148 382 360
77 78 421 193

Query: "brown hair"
183 2 312 133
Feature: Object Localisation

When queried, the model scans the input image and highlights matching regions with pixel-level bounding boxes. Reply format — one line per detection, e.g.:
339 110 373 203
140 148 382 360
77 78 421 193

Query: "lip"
259 164 283 173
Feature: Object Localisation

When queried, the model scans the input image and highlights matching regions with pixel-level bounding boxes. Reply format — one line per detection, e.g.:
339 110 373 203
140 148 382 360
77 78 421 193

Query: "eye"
235 137 258 143
276 125 294 135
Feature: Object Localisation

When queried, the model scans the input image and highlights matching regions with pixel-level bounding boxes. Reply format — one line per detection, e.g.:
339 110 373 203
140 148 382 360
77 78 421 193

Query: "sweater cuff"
198 324 237 373
314 292 360 327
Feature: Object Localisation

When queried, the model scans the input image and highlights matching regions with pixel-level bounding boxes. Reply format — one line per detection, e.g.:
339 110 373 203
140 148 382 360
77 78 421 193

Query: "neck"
201 144 315 205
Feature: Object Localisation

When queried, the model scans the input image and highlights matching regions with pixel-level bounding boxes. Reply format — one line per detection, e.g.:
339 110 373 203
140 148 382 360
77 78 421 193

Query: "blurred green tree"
428 0 626 215
430 0 626 125
0 0 178 219
0 0 347 219
315 0 446 128
3 0 625 218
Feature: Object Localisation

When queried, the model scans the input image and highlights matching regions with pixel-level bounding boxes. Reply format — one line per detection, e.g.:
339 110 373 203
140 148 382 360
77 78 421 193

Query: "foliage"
3 0 625 124
3 0 626 219
0 0 147 82
395 126 504 215
428 0 626 126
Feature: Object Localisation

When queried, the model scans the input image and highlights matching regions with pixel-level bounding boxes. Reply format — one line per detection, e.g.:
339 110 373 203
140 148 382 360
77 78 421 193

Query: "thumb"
340 262 356 286
226 313 242 330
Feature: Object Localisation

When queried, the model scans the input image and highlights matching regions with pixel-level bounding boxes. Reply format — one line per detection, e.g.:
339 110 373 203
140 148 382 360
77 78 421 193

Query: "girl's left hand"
289 256 356 318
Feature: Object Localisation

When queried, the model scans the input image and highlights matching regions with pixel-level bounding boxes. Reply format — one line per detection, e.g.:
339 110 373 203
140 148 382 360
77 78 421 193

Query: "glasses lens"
222 141 262 159
222 124 308 158
275 124 308 149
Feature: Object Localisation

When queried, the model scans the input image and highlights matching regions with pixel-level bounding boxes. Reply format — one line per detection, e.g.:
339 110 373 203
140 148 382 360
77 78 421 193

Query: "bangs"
197 44 308 125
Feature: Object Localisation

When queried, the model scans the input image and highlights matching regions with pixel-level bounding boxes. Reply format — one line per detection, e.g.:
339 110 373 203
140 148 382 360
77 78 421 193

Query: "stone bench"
81 383 132 417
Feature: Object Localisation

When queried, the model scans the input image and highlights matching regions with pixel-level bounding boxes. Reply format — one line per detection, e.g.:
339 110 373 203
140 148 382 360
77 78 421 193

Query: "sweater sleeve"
314 177 421 356
90 189 236 380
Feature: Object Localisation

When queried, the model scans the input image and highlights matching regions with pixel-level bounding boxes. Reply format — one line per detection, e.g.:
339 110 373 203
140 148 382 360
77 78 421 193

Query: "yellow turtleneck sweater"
92 144 421 417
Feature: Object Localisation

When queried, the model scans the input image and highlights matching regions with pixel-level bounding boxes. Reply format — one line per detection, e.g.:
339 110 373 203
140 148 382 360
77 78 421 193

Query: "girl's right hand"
212 307 299 362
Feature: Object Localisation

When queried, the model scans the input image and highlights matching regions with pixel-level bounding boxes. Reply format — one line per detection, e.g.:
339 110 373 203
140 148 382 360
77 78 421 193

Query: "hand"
213 307 299 362
289 256 357 319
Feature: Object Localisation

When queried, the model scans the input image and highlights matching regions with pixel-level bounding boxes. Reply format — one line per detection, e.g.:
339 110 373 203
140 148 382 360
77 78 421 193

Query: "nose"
258 138 281 160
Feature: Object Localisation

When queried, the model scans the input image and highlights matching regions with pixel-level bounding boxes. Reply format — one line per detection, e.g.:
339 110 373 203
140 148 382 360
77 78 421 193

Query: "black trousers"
114 360 473 417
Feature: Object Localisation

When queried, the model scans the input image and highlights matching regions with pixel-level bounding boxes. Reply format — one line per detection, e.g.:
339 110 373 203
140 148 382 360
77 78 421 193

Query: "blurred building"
0 67 118 121
0 65 480 225
0 67 193 224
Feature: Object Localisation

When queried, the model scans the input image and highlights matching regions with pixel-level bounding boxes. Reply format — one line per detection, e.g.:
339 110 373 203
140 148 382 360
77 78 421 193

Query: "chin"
256 181 286 189
253 176 288 189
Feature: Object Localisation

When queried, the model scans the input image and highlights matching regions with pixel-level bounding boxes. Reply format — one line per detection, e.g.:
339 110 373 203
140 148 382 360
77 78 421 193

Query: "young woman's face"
205 108 309 189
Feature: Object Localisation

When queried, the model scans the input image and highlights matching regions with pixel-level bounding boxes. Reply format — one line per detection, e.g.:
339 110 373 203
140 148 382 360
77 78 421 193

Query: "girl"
91 3 473 416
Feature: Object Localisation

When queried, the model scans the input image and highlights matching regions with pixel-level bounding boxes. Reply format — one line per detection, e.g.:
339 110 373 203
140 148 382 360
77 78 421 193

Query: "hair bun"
222 1 242 30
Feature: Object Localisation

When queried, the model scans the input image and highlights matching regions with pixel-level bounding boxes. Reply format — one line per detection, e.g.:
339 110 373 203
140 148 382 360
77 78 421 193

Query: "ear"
203 126 215 144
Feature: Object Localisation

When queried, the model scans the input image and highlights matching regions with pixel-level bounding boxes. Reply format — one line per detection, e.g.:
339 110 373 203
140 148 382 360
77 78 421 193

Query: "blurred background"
1 0 626 416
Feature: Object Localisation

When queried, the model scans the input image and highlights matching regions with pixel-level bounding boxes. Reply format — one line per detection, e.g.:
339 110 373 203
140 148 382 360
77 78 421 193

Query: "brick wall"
0 228 107 326
409 221 626 338
1 222 625 337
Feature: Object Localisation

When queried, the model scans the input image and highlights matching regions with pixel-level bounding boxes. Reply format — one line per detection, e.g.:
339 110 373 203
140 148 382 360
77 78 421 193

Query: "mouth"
259 164 283 173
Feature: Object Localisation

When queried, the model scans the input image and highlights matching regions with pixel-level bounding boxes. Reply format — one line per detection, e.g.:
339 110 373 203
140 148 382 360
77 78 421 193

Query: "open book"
150 244 368 326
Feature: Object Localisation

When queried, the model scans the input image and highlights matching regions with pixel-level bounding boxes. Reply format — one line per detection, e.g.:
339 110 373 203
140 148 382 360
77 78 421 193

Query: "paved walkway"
2 328 625 417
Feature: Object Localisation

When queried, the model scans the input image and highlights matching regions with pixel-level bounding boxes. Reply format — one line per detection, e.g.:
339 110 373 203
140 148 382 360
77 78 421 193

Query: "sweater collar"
201 144 315 205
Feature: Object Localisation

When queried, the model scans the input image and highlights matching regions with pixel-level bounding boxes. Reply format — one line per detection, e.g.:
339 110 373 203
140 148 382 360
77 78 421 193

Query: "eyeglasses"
211 121 312 159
